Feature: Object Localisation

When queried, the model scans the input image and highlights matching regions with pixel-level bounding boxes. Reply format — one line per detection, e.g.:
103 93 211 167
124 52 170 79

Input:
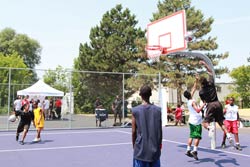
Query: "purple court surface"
0 126 249 167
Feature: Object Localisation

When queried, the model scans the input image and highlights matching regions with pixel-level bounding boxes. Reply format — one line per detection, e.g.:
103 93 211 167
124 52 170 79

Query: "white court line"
0 142 131 153
115 130 131 135
164 139 250 158
0 130 120 137
1 129 249 158
116 130 250 158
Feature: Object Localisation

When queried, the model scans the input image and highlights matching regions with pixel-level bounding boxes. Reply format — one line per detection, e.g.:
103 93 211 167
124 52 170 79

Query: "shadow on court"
27 139 54 145
177 144 241 166
165 126 249 167
193 157 240 167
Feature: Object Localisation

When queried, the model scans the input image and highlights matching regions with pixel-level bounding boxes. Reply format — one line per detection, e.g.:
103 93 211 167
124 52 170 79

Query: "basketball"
8 115 17 122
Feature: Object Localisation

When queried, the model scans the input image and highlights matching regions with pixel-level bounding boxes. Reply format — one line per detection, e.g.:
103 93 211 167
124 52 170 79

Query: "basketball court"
1 8 248 167
0 126 249 167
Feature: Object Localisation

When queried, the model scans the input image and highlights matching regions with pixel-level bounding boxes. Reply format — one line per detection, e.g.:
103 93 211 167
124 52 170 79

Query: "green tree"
0 53 32 108
230 65 250 108
43 65 69 93
73 4 145 113
0 28 42 69
150 0 229 103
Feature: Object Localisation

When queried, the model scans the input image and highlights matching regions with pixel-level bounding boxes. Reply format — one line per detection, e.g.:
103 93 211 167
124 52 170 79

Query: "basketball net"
146 45 167 63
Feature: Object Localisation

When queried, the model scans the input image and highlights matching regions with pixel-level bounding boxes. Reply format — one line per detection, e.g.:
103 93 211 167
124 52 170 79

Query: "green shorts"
189 123 202 139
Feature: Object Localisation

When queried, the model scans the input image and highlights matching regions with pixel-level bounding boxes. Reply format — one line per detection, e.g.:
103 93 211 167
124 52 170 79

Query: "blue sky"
0 0 249 82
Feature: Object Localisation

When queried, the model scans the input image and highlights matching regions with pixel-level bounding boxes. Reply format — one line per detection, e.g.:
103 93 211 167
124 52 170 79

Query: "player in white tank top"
221 97 242 150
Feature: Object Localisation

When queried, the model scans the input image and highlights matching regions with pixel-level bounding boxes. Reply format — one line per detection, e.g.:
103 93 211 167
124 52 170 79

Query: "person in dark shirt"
14 103 34 145
94 97 102 109
132 85 162 167
49 98 56 119
94 97 104 127
198 60 232 142
112 95 123 126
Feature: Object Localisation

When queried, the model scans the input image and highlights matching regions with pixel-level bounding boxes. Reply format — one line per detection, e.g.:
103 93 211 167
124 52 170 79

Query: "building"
127 82 234 108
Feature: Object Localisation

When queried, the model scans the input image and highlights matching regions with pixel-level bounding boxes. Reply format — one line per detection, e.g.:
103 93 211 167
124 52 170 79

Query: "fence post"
69 70 72 129
7 68 11 130
158 72 161 104
122 73 125 123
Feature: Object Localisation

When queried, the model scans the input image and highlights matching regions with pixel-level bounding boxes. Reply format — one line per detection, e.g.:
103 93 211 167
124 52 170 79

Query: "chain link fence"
0 67 161 131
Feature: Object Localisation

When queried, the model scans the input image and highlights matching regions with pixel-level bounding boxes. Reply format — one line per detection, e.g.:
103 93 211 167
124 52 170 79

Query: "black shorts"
114 110 122 118
203 101 224 124
17 122 31 133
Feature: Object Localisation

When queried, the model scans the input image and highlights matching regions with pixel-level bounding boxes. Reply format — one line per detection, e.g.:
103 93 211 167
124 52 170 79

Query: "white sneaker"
33 138 41 142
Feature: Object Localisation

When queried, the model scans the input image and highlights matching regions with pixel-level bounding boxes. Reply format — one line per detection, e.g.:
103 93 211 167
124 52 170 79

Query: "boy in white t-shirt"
14 95 22 112
183 77 206 160
221 97 242 150
43 97 50 120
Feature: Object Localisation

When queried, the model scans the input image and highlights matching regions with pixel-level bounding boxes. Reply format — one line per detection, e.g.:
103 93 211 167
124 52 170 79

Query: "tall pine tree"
73 4 145 113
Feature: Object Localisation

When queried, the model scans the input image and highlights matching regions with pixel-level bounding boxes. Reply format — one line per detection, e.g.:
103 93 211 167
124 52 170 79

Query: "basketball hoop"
146 10 187 59
146 45 167 62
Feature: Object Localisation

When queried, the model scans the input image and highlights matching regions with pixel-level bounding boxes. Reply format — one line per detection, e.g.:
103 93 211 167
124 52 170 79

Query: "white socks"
187 145 198 152
226 133 231 139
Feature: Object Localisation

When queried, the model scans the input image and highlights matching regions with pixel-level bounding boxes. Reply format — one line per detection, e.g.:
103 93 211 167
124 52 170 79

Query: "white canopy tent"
17 80 64 97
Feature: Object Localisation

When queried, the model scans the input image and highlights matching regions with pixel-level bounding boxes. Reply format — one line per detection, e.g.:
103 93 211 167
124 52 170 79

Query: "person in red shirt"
22 95 30 107
174 104 183 126
55 97 62 119
225 97 230 105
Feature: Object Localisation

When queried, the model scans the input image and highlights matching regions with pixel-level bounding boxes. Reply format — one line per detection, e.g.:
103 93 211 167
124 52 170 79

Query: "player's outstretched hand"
199 60 206 65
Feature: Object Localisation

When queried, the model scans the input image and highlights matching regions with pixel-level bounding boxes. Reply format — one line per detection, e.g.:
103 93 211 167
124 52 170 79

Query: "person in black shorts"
94 97 104 127
112 95 122 126
198 60 232 143
15 103 34 145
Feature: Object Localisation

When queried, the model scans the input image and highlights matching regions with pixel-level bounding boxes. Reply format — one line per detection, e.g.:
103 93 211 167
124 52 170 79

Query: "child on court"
183 76 206 160
14 103 34 145
174 104 183 126
33 100 45 142
221 97 242 150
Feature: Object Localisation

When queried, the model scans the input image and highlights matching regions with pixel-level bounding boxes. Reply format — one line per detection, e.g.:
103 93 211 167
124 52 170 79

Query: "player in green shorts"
183 76 206 160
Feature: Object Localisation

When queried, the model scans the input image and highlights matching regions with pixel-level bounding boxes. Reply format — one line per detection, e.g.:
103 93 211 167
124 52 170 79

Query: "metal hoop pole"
169 51 216 81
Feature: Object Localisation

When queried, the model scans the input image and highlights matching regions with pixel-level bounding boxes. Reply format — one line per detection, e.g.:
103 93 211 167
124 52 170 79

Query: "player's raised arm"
199 60 214 83
199 60 212 76
190 74 199 98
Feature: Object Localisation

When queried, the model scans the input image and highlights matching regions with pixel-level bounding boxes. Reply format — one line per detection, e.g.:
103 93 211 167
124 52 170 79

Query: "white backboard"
147 10 187 57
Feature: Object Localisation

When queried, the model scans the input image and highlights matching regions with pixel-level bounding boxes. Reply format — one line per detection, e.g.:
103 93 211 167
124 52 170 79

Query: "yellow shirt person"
33 100 44 142
34 107 44 128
